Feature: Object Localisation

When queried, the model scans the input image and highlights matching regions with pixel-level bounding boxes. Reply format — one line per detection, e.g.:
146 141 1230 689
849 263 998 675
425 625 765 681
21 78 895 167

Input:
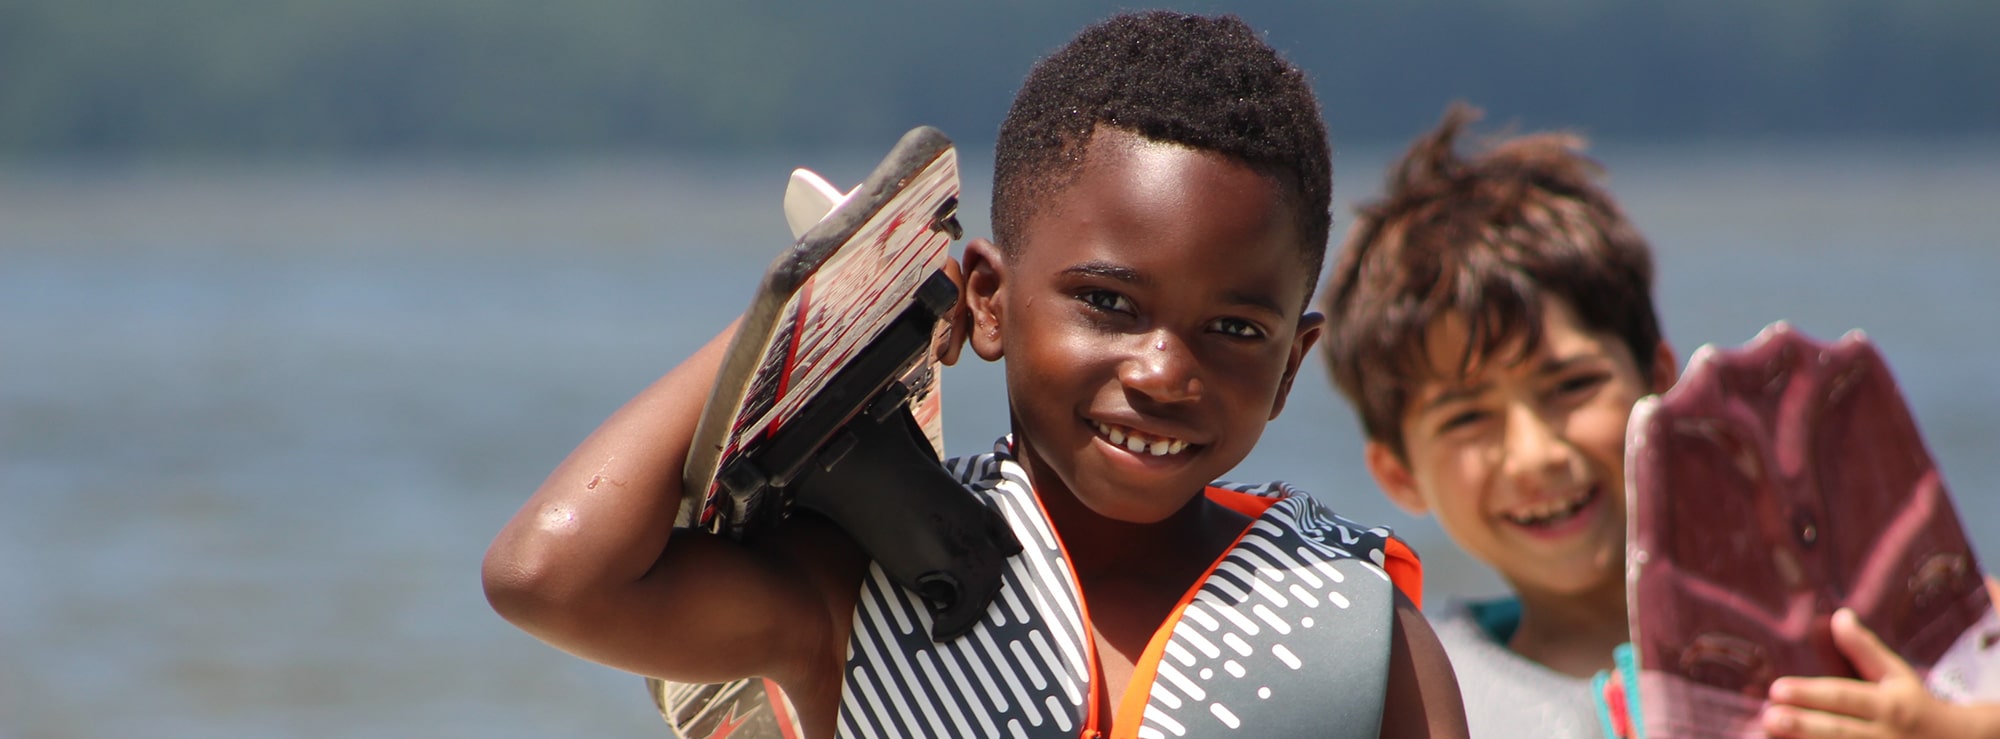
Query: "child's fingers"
1769 676 1883 722
1829 607 1915 683
1761 703 1892 739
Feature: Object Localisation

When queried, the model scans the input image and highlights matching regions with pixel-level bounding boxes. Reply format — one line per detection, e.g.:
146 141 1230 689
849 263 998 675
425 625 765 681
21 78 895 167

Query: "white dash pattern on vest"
836 442 1401 739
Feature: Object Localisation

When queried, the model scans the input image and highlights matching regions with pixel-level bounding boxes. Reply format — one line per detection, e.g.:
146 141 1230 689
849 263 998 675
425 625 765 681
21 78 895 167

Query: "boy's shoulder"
1425 596 1607 738
1212 479 1400 544
1210 478 1426 604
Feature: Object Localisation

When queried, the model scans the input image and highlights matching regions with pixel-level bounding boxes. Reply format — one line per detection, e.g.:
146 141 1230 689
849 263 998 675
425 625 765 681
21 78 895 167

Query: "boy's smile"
1091 420 1190 457
1367 297 1674 602
963 127 1321 526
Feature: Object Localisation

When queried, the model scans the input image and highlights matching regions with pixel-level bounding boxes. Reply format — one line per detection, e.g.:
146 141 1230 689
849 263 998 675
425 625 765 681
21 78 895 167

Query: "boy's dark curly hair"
991 11 1332 297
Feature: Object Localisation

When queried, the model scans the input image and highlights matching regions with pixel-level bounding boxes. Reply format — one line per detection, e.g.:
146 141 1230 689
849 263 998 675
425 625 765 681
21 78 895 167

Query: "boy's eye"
1209 317 1266 339
1078 289 1135 314
1436 408 1489 433
1552 372 1609 399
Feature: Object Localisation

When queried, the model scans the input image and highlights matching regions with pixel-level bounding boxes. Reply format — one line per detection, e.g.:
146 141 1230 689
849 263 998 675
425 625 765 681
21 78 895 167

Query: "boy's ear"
1268 310 1326 420
1365 440 1431 516
1650 338 1679 395
961 238 1007 362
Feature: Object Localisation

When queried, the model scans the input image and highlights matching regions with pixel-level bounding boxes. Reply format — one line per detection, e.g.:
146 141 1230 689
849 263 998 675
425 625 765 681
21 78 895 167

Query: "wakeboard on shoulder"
1623 321 2000 738
678 125 962 538
650 126 1021 738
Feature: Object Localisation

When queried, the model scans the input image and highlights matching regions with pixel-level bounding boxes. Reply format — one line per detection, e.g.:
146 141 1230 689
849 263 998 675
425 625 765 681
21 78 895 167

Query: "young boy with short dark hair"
1320 102 2000 738
484 12 1466 738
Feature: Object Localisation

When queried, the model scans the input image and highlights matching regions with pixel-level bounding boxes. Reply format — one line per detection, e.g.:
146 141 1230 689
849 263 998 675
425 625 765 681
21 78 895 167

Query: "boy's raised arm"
481 319 856 685
1380 591 1471 739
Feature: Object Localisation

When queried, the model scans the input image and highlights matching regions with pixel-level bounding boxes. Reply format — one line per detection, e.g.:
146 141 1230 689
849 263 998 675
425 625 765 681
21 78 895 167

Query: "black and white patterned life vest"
834 439 1411 739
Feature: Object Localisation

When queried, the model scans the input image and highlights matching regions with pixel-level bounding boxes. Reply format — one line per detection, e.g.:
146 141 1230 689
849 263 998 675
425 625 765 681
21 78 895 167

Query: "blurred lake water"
4 139 1998 737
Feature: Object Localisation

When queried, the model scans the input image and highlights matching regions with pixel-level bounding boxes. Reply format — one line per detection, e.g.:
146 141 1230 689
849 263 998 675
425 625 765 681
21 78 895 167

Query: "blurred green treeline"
1 0 1995 158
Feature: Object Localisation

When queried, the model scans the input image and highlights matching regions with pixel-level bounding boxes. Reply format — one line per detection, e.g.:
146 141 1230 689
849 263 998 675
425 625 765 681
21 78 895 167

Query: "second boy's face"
1367 298 1673 601
965 127 1321 524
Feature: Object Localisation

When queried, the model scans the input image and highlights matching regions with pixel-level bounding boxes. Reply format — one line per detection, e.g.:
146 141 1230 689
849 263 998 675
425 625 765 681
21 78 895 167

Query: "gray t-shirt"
1429 597 1607 739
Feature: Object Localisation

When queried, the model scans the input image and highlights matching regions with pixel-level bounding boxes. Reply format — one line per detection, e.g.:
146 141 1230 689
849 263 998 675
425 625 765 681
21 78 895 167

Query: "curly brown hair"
1320 102 1663 457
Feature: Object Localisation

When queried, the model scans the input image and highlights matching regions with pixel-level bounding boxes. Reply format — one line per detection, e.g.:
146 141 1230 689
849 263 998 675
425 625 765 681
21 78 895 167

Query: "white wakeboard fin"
783 168 854 240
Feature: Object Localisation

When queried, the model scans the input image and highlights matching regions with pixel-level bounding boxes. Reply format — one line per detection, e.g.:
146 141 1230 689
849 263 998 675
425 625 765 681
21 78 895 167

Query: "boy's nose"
1120 331 1203 403
1501 403 1578 488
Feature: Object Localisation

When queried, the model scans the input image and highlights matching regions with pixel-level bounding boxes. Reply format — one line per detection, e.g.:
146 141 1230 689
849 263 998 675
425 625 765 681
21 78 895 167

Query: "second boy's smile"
1500 484 1598 530
963 126 1323 526
1368 297 1672 600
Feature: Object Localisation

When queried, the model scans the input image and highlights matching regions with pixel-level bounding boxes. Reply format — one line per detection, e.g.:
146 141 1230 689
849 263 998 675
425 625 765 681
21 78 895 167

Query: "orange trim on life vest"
1382 536 1423 609
1204 485 1283 519
1011 472 1418 738
1106 486 1272 738
1208 486 1426 608
1014 459 1106 737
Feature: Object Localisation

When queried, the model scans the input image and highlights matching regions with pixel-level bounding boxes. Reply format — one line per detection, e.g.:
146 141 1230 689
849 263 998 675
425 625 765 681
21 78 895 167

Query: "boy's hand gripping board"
1624 322 2000 738
650 127 1021 738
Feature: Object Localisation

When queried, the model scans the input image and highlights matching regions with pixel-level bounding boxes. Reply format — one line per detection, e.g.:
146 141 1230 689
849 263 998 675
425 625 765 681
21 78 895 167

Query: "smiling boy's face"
1364 297 1675 602
962 127 1322 524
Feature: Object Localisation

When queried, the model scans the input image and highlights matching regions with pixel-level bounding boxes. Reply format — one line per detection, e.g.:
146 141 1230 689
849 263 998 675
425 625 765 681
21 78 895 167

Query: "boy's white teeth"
1506 488 1595 526
1094 422 1187 456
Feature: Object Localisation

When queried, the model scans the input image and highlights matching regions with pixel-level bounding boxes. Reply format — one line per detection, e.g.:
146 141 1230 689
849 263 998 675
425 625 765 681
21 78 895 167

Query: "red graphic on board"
763 677 804 739
768 281 816 439
700 706 752 739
